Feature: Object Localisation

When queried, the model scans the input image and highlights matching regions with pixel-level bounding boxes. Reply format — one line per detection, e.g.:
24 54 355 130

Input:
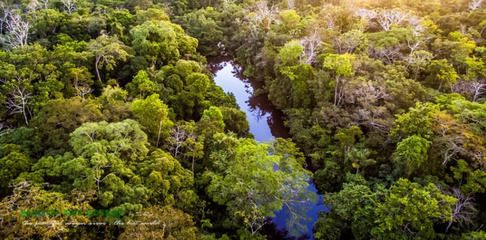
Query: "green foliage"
391 102 439 140
130 20 198 68
126 70 159 98
31 97 104 153
131 94 173 146
119 206 198 239
177 7 224 56
204 135 312 233
87 34 131 85
392 135 431 177
316 178 457 240
372 179 456 239
322 54 355 78
1 1 486 239
425 59 459 91
199 106 225 137
0 144 31 196
277 40 303 66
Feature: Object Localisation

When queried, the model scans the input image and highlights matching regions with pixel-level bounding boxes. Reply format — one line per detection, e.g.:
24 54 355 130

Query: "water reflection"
211 60 289 142
209 59 327 239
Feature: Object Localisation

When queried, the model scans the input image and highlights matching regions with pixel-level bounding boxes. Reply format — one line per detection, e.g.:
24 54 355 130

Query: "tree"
315 174 375 240
130 20 197 68
392 135 431 177
0 12 29 49
166 121 204 173
0 182 94 239
3 78 32 125
445 187 477 232
126 70 159 98
204 136 311 234
176 7 224 56
277 40 303 66
98 86 131 122
425 59 459 91
87 34 131 85
198 106 225 137
371 179 456 239
31 97 104 153
469 0 484 11
0 144 31 196
375 9 411 31
29 120 194 212
391 102 439 140
60 0 77 14
119 206 198 240
322 53 355 106
333 29 365 54
131 94 173 147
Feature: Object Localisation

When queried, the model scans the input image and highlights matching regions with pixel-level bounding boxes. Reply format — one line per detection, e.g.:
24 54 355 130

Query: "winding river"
210 59 328 239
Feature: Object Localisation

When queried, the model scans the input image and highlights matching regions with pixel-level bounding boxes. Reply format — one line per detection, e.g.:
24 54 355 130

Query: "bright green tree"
131 94 173 146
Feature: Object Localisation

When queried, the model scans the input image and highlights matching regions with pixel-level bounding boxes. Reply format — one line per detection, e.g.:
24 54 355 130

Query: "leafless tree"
300 29 321 64
1 12 30 49
446 188 477 232
254 1 277 22
355 8 377 22
169 125 189 157
469 0 484 10
244 1 277 40
454 80 486 102
26 0 41 12
408 16 424 36
369 44 402 64
376 9 410 31
356 8 415 32
4 80 32 125
61 0 77 15
471 81 486 102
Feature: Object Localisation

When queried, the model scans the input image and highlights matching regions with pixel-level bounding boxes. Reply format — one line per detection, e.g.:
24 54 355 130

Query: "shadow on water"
208 58 328 239
209 59 290 142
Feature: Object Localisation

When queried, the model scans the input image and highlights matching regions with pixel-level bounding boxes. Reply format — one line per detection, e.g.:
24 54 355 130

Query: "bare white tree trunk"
376 9 410 31
453 80 486 102
61 0 77 14
169 125 187 157
356 8 414 32
5 83 32 125
472 82 486 102
1 12 30 49
469 0 484 10
301 29 321 64
446 188 476 232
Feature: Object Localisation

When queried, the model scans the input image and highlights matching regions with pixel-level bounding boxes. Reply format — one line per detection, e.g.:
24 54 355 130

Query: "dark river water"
210 60 328 239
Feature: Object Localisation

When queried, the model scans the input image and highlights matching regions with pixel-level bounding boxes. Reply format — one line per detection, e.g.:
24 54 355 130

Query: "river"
210 60 328 239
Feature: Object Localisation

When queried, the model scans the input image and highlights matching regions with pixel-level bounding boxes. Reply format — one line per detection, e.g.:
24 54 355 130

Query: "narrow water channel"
210 60 328 239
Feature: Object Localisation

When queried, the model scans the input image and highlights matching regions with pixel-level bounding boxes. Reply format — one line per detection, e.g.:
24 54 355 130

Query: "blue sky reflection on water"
211 61 328 239
213 61 274 142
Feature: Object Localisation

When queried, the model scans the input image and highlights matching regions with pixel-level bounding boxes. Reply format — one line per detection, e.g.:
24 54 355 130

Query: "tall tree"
131 94 173 147
87 34 131 85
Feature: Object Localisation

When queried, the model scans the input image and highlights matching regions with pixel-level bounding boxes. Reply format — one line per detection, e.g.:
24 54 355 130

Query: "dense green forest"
0 0 485 239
